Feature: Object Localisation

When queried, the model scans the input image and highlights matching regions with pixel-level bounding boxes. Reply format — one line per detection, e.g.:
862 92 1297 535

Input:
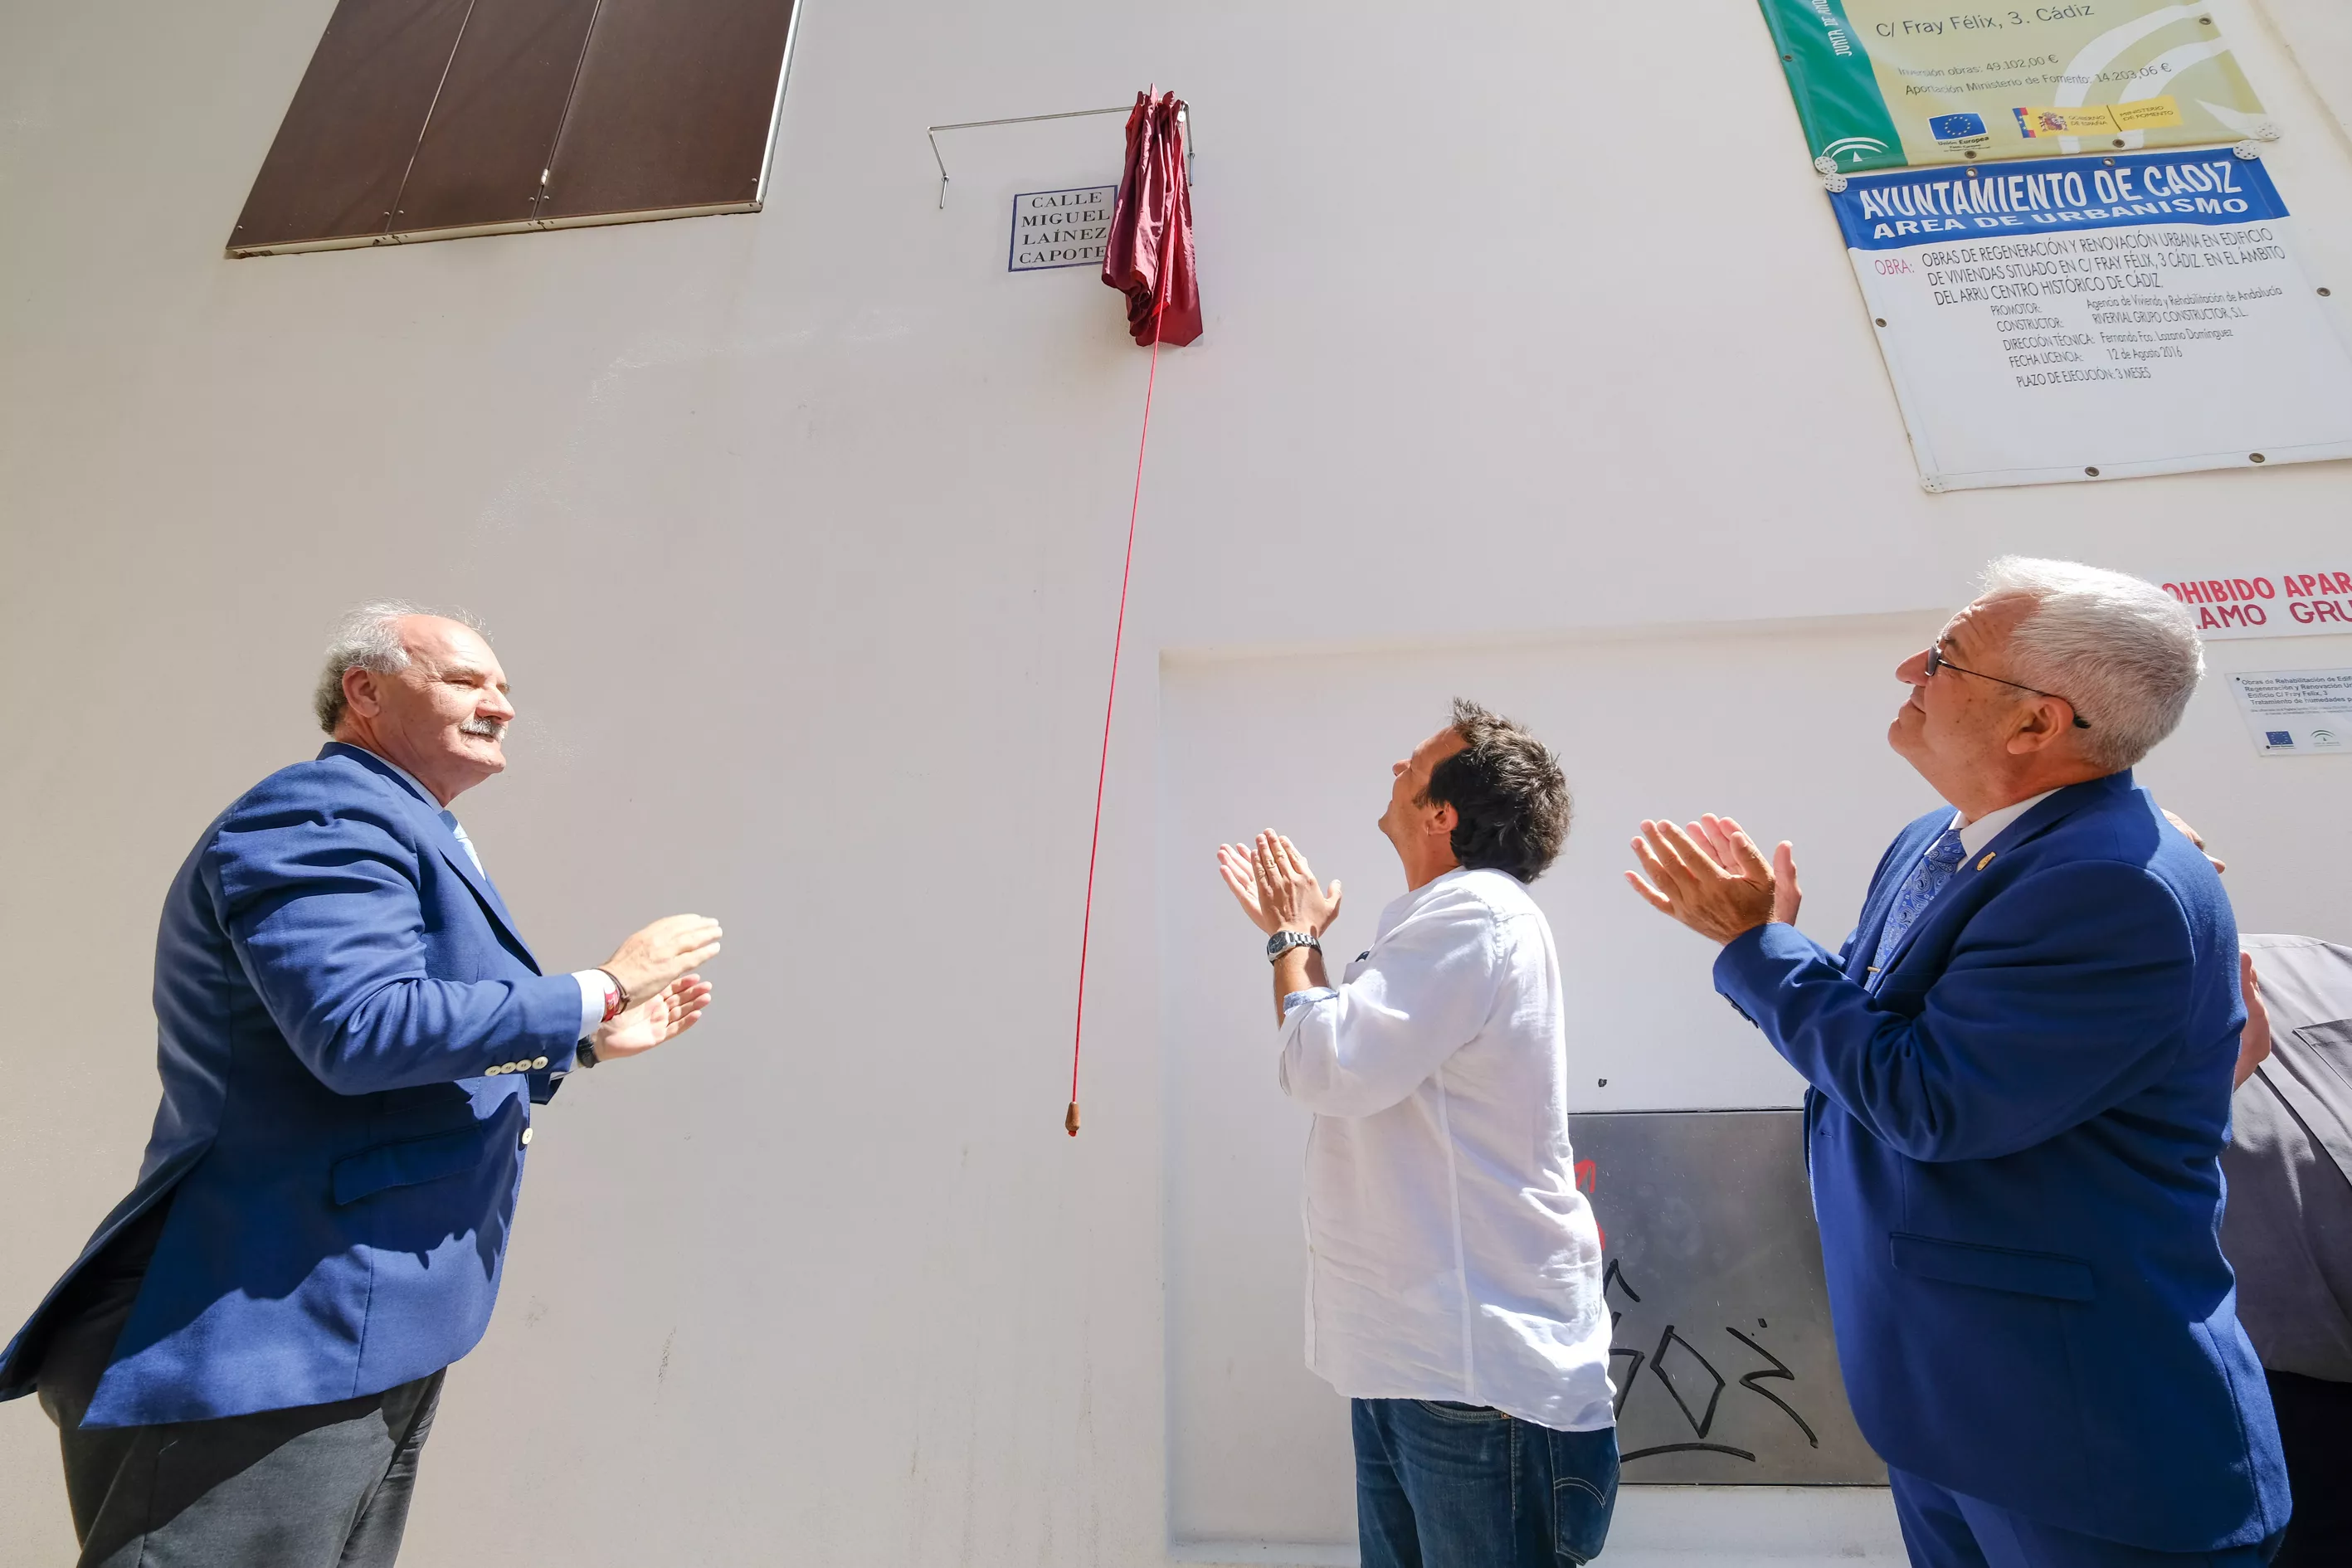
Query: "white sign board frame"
1830 149 2352 491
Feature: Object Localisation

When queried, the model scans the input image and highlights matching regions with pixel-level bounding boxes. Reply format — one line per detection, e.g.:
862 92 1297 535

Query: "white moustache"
460 719 507 740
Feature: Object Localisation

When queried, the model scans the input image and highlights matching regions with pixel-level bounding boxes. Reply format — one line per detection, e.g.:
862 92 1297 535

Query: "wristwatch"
1266 930 1322 963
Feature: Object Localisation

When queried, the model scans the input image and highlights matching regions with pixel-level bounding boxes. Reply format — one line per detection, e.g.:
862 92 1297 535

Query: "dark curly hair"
1420 699 1571 883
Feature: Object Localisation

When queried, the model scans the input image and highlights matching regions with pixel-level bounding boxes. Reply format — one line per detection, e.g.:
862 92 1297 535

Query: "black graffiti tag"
1604 1262 1821 1464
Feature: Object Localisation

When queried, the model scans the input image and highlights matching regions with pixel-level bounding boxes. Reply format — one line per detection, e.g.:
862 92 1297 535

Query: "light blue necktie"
439 811 485 876
1872 826 1965 973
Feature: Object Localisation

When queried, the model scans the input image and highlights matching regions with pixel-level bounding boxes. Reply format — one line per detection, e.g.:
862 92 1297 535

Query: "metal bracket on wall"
926 104 1194 209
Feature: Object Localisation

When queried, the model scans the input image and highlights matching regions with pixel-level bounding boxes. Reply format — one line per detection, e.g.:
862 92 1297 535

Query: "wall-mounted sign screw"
2250 453 2267 464
1965 150 1979 160
2320 287 2333 297
1597 1078 1609 1088
1782 53 1793 61
2199 14 2212 22
1875 317 1888 327
2085 466 2101 477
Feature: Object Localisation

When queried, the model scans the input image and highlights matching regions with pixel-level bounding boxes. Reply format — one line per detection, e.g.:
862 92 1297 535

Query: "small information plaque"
1009 183 1117 272
2228 670 2352 757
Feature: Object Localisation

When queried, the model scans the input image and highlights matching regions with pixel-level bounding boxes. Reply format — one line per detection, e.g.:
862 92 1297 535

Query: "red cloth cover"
1101 91 1201 348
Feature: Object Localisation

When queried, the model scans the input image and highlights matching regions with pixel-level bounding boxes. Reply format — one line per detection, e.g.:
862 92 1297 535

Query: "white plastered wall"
2258 0 2352 145
0 0 2346 1564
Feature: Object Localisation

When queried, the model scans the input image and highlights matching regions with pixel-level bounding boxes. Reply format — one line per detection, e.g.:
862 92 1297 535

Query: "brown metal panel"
537 0 796 221
229 0 475 251
391 0 602 234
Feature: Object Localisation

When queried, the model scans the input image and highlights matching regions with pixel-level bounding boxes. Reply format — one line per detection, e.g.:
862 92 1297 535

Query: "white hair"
314 601 489 734
1977 557 2202 772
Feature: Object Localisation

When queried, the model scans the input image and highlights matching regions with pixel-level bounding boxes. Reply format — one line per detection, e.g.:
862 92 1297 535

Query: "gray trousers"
34 1201 444 1568
41 1366 444 1568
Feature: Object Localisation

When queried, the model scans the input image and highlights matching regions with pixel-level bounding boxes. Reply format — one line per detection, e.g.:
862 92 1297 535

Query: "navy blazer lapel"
1869 771 2135 984
425 839 542 973
1971 769 2133 867
320 745 543 973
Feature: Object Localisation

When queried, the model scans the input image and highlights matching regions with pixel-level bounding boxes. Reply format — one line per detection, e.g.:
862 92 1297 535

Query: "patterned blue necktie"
439 810 485 876
1872 826 1965 973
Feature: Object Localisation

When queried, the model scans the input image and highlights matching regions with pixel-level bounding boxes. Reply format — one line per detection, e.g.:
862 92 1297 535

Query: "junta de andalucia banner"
1758 0 2271 171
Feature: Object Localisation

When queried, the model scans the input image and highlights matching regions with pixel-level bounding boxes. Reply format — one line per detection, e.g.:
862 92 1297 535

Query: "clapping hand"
1625 815 1800 943
1218 831 1343 937
601 913 722 999
591 974 713 1060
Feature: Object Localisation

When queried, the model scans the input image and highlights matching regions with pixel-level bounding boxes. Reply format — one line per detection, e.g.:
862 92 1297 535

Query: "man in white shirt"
1217 699 1616 1568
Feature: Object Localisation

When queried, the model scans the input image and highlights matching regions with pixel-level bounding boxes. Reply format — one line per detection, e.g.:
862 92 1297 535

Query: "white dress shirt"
1955 787 2059 857
344 745 606 1041
1278 867 1614 1432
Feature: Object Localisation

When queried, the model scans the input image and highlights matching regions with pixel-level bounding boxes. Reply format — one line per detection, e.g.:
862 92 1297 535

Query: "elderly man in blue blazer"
0 603 723 1568
1627 558 2288 1568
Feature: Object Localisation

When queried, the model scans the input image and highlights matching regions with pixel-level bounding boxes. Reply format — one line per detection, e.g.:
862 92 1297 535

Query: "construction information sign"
2228 670 2352 757
1830 149 2352 490
1759 0 2271 170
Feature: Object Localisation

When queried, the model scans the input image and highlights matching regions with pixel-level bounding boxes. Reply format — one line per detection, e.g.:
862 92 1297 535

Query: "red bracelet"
594 968 631 1023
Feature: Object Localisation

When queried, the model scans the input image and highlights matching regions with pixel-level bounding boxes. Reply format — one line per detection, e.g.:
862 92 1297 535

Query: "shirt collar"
1953 787 2059 857
326 742 444 812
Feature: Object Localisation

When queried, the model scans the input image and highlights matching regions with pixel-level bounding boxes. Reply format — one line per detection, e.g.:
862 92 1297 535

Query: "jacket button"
520 1127 534 1147
530 1056 549 1070
486 1064 505 1075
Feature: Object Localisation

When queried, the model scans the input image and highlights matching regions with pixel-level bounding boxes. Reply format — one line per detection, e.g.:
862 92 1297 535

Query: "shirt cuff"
1281 986 1339 1017
572 971 608 1040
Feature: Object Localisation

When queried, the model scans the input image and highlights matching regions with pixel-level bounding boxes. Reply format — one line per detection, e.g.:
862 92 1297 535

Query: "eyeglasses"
1925 642 2091 728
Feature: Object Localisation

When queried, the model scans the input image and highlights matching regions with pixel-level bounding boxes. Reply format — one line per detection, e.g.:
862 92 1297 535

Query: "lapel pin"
1975 852 1995 871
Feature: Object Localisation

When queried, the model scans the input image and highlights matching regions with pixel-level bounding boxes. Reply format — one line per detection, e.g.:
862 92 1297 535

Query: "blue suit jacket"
0 744 586 1426
1715 771 2288 1551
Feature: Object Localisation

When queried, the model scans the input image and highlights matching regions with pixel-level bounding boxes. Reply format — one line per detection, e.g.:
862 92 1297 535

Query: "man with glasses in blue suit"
0 603 723 1568
1626 558 2288 1568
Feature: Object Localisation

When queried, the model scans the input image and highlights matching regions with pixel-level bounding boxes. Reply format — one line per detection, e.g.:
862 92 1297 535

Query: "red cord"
1071 95 1185 1137
1069 322 1163 1134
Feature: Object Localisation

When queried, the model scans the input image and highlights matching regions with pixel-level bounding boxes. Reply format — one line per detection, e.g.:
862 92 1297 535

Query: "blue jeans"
1352 1399 1619 1568
1891 1467 2285 1568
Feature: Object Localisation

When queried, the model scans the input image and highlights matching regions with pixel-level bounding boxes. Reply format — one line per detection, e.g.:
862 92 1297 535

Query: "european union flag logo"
1930 113 1988 140
2267 731 2295 747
